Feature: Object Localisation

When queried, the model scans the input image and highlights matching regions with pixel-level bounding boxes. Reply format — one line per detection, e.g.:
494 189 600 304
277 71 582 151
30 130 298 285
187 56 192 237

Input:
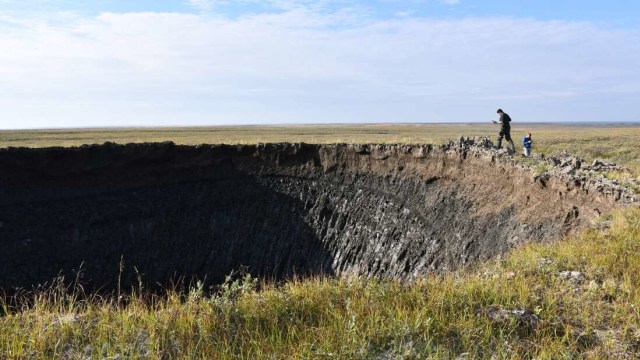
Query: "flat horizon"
2 120 640 132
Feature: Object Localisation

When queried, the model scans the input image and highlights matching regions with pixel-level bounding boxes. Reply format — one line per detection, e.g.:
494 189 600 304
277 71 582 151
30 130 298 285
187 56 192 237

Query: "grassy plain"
1 123 640 358
2 123 640 174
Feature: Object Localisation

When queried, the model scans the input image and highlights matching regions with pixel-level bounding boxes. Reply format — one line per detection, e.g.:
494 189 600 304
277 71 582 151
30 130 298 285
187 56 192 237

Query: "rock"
560 166 575 174
587 159 626 173
557 271 586 284
536 258 553 269
572 157 583 169
477 306 540 330
559 159 573 168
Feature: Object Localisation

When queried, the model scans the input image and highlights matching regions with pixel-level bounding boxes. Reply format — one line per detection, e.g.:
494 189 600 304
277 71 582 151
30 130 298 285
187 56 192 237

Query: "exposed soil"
0 139 633 292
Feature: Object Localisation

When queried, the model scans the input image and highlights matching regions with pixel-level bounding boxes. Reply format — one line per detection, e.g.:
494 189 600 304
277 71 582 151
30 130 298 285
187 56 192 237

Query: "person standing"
522 133 533 157
492 109 515 153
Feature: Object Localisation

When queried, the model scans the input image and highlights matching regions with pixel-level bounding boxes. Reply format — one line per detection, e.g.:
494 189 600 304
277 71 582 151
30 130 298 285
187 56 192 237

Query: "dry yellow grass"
2 124 639 174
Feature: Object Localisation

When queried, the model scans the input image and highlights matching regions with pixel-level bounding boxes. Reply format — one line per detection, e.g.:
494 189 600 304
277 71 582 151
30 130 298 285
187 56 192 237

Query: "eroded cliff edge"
0 139 635 291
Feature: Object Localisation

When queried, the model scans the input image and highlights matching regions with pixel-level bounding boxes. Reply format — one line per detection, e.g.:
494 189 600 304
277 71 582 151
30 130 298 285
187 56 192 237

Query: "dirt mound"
0 139 634 292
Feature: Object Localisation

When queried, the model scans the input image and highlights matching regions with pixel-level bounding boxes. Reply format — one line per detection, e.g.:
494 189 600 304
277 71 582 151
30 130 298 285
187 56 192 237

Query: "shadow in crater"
0 165 333 293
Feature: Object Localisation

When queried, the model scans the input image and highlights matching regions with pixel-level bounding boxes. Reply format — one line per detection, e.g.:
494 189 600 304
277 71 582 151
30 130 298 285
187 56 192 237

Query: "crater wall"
0 140 631 291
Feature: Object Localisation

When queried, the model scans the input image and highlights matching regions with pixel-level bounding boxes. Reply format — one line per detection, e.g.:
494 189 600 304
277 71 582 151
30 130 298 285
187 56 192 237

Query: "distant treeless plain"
1 123 639 174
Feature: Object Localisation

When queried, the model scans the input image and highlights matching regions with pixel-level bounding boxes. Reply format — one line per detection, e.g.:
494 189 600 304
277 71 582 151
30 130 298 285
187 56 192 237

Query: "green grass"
2 207 640 359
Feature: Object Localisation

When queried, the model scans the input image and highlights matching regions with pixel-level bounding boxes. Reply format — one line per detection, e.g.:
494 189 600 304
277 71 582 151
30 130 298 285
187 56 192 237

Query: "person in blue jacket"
522 133 532 157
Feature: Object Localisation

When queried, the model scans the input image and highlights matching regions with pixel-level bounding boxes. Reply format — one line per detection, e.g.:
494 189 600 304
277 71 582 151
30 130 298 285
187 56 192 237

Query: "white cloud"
185 0 337 12
187 0 216 12
0 8 638 128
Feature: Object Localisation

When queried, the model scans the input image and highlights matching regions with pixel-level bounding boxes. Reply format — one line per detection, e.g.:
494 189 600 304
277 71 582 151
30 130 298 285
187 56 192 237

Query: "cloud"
185 0 339 13
0 8 638 128
187 0 217 12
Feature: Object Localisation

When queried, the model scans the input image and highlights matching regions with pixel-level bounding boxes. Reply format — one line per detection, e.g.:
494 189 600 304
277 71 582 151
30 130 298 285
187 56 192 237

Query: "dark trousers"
497 127 514 149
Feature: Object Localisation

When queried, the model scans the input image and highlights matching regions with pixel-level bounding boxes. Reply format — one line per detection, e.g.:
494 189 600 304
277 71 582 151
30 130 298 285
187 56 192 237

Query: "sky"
0 1 639 128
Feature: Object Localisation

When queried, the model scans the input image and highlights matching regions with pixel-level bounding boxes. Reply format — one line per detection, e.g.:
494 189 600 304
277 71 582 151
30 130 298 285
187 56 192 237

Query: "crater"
0 140 631 292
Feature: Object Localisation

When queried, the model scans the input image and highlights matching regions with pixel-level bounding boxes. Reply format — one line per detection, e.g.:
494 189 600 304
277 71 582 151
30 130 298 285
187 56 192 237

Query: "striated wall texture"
0 140 633 291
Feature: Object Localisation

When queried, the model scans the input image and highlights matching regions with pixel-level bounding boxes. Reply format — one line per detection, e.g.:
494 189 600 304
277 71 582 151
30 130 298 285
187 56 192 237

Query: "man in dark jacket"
492 109 515 152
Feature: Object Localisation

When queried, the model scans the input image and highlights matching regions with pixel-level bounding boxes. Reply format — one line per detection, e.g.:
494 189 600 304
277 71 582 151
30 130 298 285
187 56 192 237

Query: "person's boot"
496 138 502 149
508 140 516 154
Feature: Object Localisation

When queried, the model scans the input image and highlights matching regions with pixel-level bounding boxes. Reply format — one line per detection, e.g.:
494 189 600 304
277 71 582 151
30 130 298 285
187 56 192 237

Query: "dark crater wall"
0 142 623 292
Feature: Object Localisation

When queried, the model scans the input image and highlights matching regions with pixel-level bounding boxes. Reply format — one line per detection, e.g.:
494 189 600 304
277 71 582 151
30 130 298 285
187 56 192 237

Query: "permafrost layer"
0 139 635 291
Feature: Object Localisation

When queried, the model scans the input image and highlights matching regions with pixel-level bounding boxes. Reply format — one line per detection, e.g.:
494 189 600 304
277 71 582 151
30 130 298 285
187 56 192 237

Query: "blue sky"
0 1 639 128
2 1 639 24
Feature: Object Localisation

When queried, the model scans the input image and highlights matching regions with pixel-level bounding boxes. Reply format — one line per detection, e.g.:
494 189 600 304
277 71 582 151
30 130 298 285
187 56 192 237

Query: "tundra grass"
2 124 640 174
2 206 640 359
